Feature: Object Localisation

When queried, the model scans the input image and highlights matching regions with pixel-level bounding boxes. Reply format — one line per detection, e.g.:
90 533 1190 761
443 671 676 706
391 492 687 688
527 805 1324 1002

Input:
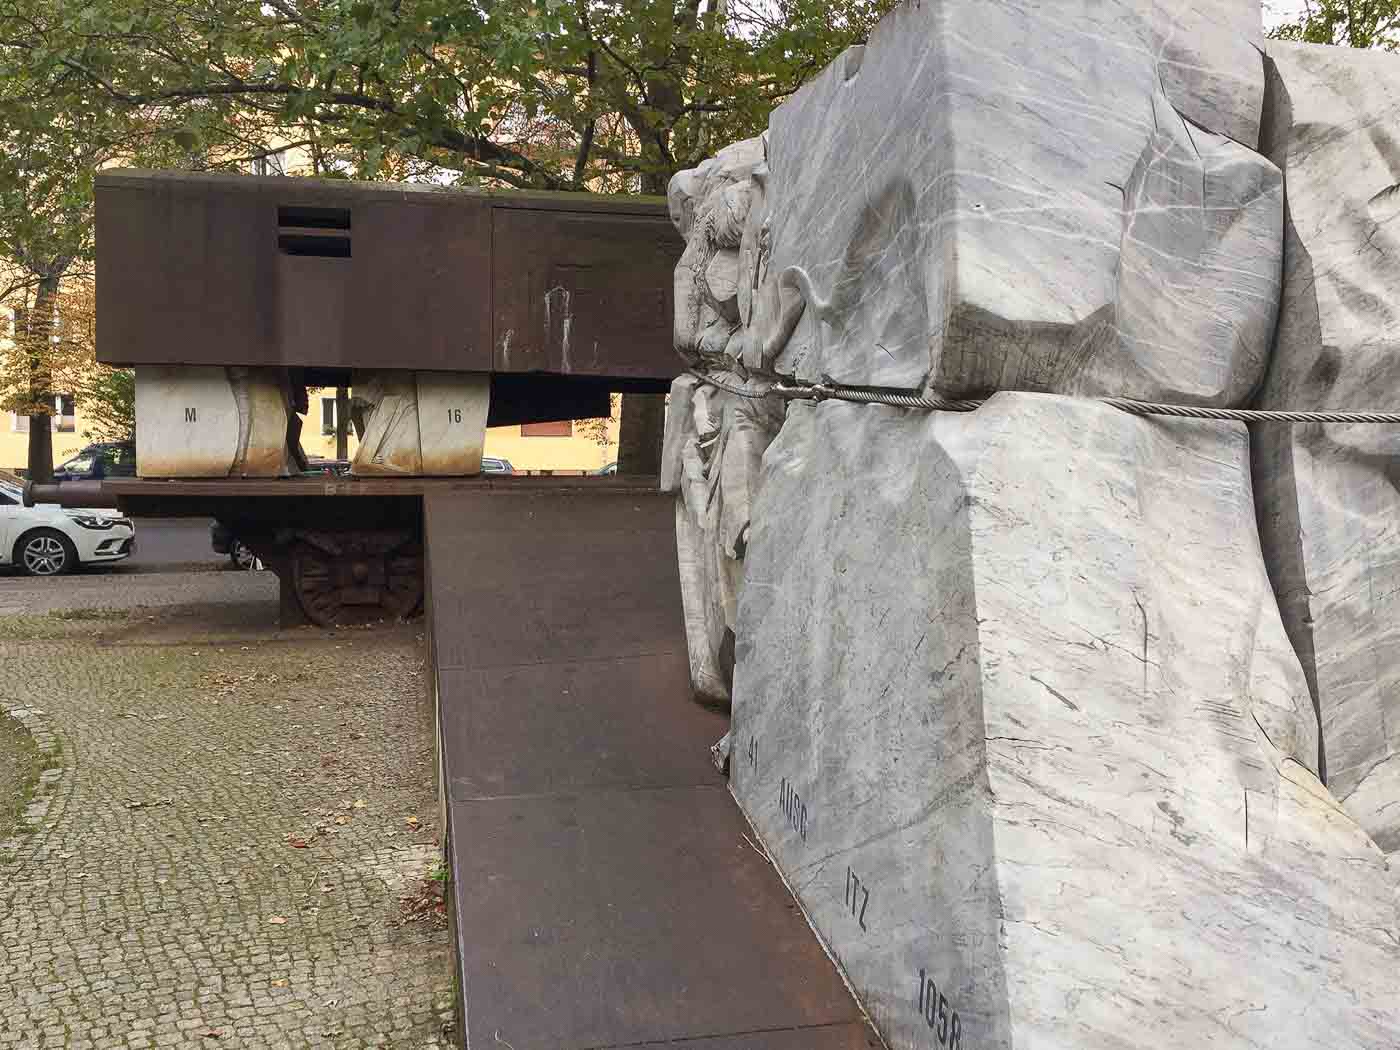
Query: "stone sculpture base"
731 394 1399 1050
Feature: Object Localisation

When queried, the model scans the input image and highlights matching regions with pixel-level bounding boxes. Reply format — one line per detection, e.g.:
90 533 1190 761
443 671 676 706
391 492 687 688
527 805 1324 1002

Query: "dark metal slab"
428 488 686 671
591 1023 881 1049
447 788 866 1050
438 656 725 800
424 486 870 1050
95 169 683 379
492 207 678 379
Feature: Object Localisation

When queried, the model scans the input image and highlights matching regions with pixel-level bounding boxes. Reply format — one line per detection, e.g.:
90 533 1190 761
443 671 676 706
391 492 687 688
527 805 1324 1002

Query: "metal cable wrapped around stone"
688 370 1400 424
1095 399 1400 424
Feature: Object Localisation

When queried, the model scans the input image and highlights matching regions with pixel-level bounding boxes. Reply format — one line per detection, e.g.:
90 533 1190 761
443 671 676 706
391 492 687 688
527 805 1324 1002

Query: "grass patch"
48 607 128 622
0 710 45 840
0 608 128 640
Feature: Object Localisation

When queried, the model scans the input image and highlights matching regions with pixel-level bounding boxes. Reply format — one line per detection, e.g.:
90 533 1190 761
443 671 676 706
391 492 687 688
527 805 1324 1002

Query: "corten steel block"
424 487 869 1049
95 170 684 382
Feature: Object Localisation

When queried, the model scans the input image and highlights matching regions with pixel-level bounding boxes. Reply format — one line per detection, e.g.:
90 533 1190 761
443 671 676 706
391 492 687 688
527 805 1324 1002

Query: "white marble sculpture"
1253 41 1400 854
663 1 1400 1046
350 371 491 477
664 137 785 706
135 365 296 477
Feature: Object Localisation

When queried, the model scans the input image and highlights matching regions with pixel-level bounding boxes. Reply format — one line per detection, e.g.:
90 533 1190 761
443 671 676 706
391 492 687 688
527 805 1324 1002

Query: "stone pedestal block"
731 394 1399 1050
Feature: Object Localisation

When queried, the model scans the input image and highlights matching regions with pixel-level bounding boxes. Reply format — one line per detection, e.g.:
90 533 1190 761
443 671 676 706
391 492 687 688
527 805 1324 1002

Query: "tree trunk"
24 275 62 484
335 386 350 460
26 400 53 482
617 391 666 476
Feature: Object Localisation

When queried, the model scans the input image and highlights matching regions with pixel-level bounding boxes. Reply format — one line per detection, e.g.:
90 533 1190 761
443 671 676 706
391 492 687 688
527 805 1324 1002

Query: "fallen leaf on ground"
352 799 366 809
267 916 287 925
287 837 309 849
405 815 420 828
271 979 289 987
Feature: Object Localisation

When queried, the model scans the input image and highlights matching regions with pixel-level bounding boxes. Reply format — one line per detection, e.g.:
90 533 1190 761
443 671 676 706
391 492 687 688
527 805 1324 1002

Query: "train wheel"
289 530 424 626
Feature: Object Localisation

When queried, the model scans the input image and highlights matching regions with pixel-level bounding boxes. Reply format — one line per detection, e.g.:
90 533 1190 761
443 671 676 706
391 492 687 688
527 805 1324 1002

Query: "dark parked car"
53 441 137 481
210 520 259 570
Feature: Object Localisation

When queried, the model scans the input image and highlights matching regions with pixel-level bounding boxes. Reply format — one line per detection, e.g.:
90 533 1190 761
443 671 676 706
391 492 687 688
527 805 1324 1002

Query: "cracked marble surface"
732 394 1398 1050
1253 41 1400 854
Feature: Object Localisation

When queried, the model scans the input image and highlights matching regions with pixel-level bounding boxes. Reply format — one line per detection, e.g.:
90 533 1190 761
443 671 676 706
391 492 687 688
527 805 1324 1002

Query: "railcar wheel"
288 531 424 626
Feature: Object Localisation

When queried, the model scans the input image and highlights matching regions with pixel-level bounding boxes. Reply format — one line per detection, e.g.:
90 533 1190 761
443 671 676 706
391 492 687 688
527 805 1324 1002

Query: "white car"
0 480 135 576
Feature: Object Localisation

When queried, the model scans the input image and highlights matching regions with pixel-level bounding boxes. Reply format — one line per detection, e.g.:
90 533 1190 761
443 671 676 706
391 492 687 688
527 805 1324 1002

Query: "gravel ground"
0 578 454 1049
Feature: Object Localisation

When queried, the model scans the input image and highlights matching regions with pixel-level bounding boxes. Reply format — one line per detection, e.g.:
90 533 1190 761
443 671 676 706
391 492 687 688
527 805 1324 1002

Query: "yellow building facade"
0 400 91 474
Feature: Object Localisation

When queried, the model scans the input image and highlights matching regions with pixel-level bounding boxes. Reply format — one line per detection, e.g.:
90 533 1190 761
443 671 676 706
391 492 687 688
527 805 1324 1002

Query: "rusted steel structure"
77 169 684 623
97 170 680 386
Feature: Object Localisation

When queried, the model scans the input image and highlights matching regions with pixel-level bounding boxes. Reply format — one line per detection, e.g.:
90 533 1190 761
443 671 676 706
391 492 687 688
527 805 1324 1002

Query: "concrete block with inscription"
731 395 1400 1050
1252 41 1400 854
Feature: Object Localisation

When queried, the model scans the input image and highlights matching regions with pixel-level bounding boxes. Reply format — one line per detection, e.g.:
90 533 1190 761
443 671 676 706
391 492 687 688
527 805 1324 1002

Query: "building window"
54 394 75 432
321 397 337 436
252 150 288 176
11 396 75 432
521 421 573 438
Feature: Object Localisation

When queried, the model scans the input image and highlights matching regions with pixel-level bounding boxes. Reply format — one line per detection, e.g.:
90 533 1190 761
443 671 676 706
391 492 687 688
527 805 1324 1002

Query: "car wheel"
229 541 258 570
15 529 77 577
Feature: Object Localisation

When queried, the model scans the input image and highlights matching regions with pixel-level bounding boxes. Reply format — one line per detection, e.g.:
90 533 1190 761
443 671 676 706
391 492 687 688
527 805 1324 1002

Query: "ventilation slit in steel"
278 206 351 257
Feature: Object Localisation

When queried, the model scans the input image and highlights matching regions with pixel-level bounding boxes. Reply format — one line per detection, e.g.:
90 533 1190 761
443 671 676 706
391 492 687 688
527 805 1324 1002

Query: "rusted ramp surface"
425 482 874 1050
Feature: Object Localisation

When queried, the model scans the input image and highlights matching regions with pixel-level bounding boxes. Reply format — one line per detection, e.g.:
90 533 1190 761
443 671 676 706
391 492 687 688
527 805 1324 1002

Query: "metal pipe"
23 480 119 509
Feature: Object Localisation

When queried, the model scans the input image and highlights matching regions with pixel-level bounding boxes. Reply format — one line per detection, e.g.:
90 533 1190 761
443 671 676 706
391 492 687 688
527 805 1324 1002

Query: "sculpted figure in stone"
663 136 784 707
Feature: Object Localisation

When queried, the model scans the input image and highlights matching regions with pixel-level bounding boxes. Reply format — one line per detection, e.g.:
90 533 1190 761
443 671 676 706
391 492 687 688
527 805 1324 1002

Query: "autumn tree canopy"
1270 0 1400 50
13 0 895 193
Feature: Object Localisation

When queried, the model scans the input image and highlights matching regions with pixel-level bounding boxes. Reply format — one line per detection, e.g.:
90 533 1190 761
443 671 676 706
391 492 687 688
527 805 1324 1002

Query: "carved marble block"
134 366 295 477
662 2 1400 1046
732 396 1399 1050
350 371 491 477
1253 41 1400 853
756 0 1280 403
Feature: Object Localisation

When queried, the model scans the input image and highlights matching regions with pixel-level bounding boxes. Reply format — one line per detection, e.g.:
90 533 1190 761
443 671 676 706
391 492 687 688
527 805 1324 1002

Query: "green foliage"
1270 0 1400 50
79 367 135 442
6 0 898 193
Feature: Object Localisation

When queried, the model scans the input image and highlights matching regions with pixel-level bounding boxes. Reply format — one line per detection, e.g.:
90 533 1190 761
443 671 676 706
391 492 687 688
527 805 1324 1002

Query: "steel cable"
686 369 1400 424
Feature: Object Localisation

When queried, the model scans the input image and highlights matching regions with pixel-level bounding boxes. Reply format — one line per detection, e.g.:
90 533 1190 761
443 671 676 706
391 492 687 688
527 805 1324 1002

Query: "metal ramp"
425 480 875 1050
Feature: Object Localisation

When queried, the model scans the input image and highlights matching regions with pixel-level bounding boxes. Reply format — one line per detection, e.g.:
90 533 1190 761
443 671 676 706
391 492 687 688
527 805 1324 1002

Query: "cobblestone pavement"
0 582 455 1049
0 568 274 617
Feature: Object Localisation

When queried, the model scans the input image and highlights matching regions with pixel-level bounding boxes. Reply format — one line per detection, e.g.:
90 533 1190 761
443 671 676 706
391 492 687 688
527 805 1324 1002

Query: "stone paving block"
0 590 453 1046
